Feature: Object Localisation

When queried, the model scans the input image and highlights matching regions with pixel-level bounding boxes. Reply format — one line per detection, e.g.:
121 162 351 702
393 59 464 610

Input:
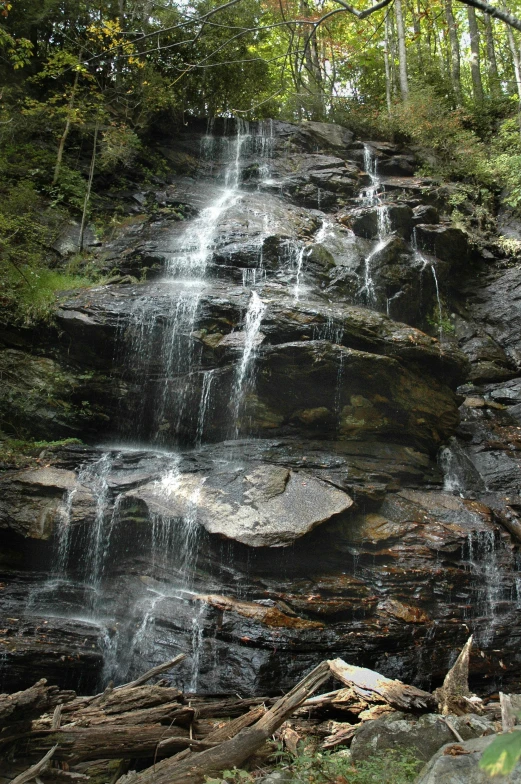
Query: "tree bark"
483 11 501 98
505 18 521 133
384 10 392 112
444 0 463 105
79 122 99 252
394 0 409 100
467 6 484 102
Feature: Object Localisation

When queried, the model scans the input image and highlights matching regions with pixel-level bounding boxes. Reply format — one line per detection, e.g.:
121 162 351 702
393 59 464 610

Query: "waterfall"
359 144 391 306
412 228 444 342
231 290 266 436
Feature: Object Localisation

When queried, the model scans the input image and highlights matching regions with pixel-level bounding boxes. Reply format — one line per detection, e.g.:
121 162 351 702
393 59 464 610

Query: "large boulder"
129 462 353 547
415 734 521 784
350 711 494 764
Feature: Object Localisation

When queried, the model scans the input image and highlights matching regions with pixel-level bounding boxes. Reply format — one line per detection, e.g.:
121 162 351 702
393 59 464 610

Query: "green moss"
0 437 83 468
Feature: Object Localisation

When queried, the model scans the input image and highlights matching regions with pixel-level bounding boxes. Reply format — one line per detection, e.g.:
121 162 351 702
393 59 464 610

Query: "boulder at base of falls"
415 734 521 784
128 463 353 547
349 711 495 765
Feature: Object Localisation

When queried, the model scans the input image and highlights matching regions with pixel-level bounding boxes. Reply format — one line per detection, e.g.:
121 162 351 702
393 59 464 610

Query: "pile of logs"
0 639 505 784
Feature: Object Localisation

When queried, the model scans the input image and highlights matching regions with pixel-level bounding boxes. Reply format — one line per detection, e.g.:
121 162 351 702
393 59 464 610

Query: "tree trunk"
53 64 81 186
79 123 99 252
467 6 484 102
394 0 409 100
505 19 521 133
483 11 501 98
444 0 462 104
384 10 392 112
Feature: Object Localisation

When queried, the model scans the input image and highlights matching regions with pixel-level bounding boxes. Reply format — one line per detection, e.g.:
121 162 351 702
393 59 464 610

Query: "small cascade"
196 369 215 446
463 530 508 645
359 144 391 307
412 228 444 342
29 452 121 619
231 291 266 435
189 601 207 692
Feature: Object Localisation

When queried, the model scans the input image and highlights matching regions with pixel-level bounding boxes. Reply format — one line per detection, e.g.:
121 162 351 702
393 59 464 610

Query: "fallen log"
328 658 435 711
434 636 483 715
35 703 194 730
118 660 331 784
20 724 192 764
0 682 74 727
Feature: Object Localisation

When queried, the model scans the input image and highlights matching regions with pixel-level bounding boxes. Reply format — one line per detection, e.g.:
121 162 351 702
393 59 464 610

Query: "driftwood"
328 658 435 711
119 660 331 784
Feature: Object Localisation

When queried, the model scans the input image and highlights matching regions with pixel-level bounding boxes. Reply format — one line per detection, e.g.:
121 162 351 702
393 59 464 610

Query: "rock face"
0 118 520 698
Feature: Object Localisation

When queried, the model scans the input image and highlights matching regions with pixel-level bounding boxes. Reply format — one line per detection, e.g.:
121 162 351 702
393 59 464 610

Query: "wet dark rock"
415 224 471 267
377 155 417 177
1 119 521 700
413 205 439 226
466 266 521 371
52 222 99 256
0 348 121 440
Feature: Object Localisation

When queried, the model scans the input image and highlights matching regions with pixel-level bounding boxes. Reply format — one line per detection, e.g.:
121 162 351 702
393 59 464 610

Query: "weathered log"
0 682 74 727
23 724 191 763
10 746 57 784
187 696 274 719
322 724 358 749
61 685 183 720
328 658 435 711
35 703 194 730
119 660 331 784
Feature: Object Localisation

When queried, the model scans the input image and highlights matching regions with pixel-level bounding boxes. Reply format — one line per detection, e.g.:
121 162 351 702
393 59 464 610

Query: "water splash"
412 228 444 343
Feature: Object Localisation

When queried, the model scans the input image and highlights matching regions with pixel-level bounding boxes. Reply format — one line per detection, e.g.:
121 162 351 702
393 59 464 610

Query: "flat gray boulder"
129 462 352 547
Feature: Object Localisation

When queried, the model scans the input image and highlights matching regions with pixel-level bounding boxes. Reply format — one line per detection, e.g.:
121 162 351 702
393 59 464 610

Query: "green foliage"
0 437 83 467
204 748 421 784
479 730 521 777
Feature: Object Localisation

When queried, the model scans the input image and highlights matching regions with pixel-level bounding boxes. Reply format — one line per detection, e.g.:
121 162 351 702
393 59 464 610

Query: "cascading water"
231 290 266 436
412 227 444 343
359 144 391 305
41 123 277 685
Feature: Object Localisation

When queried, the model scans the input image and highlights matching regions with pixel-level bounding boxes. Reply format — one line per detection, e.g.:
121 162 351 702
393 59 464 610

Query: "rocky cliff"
1 118 520 697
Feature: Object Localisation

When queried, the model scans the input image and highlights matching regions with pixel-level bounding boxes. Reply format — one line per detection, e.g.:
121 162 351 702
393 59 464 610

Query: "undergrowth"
205 748 421 784
0 437 83 468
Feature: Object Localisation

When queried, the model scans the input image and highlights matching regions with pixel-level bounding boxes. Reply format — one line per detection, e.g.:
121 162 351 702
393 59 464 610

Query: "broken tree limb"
0 681 74 727
328 658 435 711
118 660 331 784
117 654 186 690
433 636 481 715
10 745 58 784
